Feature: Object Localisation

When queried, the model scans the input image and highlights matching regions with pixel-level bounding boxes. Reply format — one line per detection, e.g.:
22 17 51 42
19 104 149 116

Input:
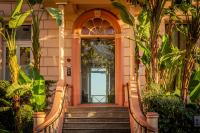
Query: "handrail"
34 80 68 133
125 78 158 132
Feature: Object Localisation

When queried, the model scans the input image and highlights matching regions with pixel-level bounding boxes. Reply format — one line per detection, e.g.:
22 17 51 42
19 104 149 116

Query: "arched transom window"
81 18 115 35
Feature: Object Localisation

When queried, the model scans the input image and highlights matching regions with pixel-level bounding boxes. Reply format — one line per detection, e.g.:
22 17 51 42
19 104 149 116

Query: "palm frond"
190 82 200 101
0 80 11 90
112 1 134 26
0 128 10 133
0 98 11 106
0 107 11 112
6 82 32 98
46 8 62 26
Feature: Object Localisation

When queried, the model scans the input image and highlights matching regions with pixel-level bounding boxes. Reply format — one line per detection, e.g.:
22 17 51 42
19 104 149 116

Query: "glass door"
81 38 115 104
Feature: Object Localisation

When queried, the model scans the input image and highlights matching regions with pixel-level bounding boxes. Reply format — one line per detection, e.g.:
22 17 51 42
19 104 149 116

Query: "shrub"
143 91 200 133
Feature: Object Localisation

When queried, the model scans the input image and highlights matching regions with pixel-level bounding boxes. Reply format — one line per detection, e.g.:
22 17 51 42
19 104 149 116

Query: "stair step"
68 109 128 113
66 112 129 118
65 117 130 122
63 122 130 128
68 107 128 112
62 128 130 133
63 107 130 133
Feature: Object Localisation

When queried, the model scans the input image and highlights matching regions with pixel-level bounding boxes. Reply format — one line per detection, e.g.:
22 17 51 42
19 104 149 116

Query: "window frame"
2 25 32 80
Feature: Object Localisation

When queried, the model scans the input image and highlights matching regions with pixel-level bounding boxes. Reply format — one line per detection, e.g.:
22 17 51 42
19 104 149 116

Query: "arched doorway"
72 9 123 106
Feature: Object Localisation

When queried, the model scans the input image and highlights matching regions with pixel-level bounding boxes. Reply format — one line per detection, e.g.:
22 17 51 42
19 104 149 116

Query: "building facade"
1 0 198 107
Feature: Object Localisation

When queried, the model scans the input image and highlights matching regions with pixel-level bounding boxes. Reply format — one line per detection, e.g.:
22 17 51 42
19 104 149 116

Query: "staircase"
62 106 130 133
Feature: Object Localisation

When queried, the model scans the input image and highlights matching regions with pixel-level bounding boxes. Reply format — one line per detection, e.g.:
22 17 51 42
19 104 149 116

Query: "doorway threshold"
75 104 123 107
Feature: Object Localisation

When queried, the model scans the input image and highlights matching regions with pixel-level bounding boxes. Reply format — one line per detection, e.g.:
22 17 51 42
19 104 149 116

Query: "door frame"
72 9 123 106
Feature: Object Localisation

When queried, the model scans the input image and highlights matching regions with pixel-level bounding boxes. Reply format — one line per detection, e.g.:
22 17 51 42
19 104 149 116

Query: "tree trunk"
32 15 41 72
181 55 195 104
8 30 21 133
151 39 159 83
9 54 21 133
9 54 19 83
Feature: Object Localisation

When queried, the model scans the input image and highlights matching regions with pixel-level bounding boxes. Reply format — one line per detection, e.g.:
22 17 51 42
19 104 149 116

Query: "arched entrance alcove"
72 9 123 106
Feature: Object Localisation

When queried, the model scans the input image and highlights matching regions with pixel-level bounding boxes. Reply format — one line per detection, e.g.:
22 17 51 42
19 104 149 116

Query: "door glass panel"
5 47 31 80
81 39 115 104
91 68 107 103
20 47 31 73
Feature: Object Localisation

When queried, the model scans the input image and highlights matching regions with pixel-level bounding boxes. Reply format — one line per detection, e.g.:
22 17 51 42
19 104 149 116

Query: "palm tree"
112 0 167 83
175 0 200 104
0 0 32 132
25 0 62 72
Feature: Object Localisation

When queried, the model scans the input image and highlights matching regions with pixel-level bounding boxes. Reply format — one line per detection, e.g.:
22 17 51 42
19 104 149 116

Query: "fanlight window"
81 18 115 35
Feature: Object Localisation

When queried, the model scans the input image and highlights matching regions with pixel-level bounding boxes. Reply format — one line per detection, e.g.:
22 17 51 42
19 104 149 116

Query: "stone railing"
124 77 159 133
33 80 69 133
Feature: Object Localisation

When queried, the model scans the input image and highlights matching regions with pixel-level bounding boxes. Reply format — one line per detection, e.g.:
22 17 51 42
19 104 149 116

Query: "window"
165 24 187 50
3 25 32 80
81 18 115 35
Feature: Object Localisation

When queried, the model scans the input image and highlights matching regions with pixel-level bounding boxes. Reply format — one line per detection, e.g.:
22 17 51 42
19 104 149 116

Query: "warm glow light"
58 5 65 80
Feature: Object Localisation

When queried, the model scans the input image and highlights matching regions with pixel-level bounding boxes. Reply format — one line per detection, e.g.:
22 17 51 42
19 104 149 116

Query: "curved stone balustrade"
126 77 159 133
34 80 67 133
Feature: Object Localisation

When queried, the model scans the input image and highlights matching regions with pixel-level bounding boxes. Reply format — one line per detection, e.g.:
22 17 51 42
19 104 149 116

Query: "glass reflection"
81 39 115 103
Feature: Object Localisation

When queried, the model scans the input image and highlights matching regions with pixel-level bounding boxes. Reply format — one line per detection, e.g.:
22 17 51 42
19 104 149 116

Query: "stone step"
62 128 131 133
65 117 130 122
68 109 128 114
68 107 128 112
63 122 130 129
63 107 130 133
66 111 129 118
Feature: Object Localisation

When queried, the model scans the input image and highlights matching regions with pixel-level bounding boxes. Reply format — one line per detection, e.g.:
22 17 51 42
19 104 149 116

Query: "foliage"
112 1 134 26
9 0 32 29
19 104 33 123
158 35 185 92
0 68 46 132
143 90 200 133
46 8 62 25
113 0 200 104
189 67 200 102
27 66 46 112
173 0 200 104
0 0 32 132
112 0 168 83
0 77 33 132
0 128 10 133
81 39 115 70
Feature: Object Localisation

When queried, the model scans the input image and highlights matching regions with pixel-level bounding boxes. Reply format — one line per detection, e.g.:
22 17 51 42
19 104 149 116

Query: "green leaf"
11 0 23 18
0 107 11 112
0 16 3 22
190 82 200 101
6 82 31 98
30 95 46 111
9 10 32 29
112 1 134 26
159 34 172 56
137 41 151 54
19 104 33 121
27 67 46 111
173 88 181 97
0 129 10 133
0 80 11 90
18 69 32 84
46 8 62 26
0 98 11 106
